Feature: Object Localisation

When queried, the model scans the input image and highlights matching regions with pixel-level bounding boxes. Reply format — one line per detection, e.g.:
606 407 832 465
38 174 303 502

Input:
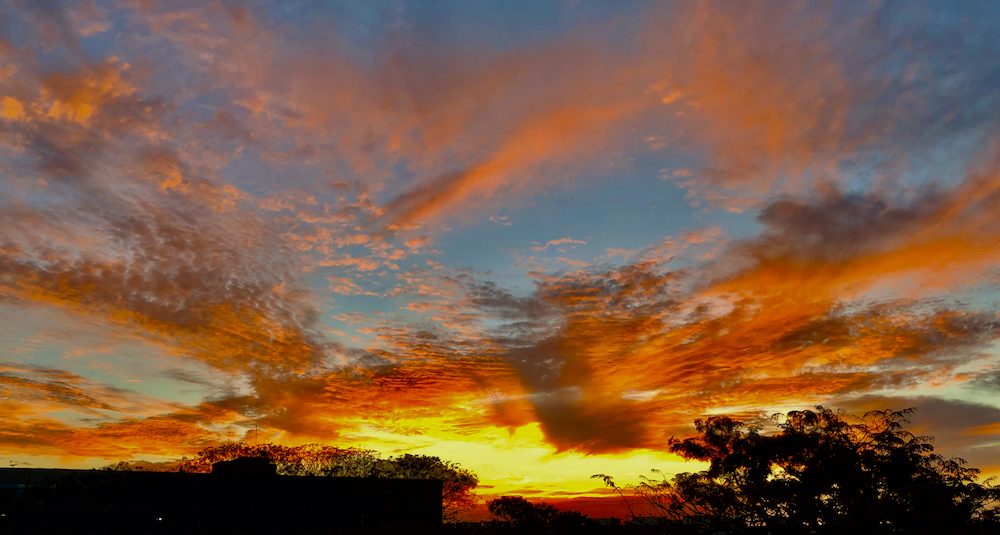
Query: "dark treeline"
5 406 998 534
464 406 1000 534
106 443 478 521
595 406 1000 534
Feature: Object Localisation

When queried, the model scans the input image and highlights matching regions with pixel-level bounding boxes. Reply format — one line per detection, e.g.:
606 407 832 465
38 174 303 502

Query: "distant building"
0 466 442 534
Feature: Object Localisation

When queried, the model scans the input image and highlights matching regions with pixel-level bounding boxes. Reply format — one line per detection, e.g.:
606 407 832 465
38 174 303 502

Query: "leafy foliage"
177 442 379 476
596 406 1000 534
99 460 144 471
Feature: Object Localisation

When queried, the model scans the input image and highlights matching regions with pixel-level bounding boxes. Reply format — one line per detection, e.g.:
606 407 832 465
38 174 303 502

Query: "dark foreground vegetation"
597 406 1000 534
0 467 442 534
2 406 996 534
171 443 478 520
486 495 602 533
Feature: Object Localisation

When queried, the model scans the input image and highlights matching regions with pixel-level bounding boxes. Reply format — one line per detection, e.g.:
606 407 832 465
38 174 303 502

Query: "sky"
2 0 1000 518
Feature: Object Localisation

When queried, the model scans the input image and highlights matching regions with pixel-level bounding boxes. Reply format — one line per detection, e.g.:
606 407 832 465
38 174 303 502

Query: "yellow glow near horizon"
339 422 703 497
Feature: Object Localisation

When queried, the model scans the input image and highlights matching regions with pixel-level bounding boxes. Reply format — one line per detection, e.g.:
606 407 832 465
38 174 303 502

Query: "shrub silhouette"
596 406 1000 534
488 495 598 533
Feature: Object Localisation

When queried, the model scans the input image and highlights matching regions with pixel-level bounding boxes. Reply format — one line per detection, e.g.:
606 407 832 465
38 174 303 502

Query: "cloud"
0 46 331 383
1 0 999 479
404 236 429 249
348 175 1000 454
160 368 227 391
4 0 996 234
365 1 1000 223
8 0 86 59
0 363 229 460
0 361 155 414
374 96 643 229
833 396 1000 471
716 162 1000 301
971 366 1000 392
0 409 224 459
531 238 586 252
200 158 1000 456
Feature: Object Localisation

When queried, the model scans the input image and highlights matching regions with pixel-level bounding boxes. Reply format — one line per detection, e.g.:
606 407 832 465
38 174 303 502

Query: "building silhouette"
0 462 442 534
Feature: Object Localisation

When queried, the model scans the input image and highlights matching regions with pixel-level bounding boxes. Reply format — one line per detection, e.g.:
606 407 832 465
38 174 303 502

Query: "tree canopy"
176 442 379 477
173 442 477 520
488 495 597 533
597 406 1000 534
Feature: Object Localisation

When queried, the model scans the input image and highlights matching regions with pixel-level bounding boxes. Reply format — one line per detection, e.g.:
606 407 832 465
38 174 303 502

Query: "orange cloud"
345 164 1000 454
0 409 224 459
0 362 154 414
1 1 999 505
717 162 1000 301
376 98 646 229
1 96 25 121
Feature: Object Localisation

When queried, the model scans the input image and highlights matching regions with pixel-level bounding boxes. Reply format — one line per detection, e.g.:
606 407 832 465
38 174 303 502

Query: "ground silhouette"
7 407 997 534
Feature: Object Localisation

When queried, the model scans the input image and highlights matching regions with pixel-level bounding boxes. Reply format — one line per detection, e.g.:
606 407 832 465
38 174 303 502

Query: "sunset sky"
2 0 1000 517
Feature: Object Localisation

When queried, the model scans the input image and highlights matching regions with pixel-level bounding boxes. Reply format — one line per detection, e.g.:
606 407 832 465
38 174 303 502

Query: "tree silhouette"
596 406 1000 534
371 454 479 520
176 442 380 476
175 442 477 520
488 495 598 533
100 460 144 471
